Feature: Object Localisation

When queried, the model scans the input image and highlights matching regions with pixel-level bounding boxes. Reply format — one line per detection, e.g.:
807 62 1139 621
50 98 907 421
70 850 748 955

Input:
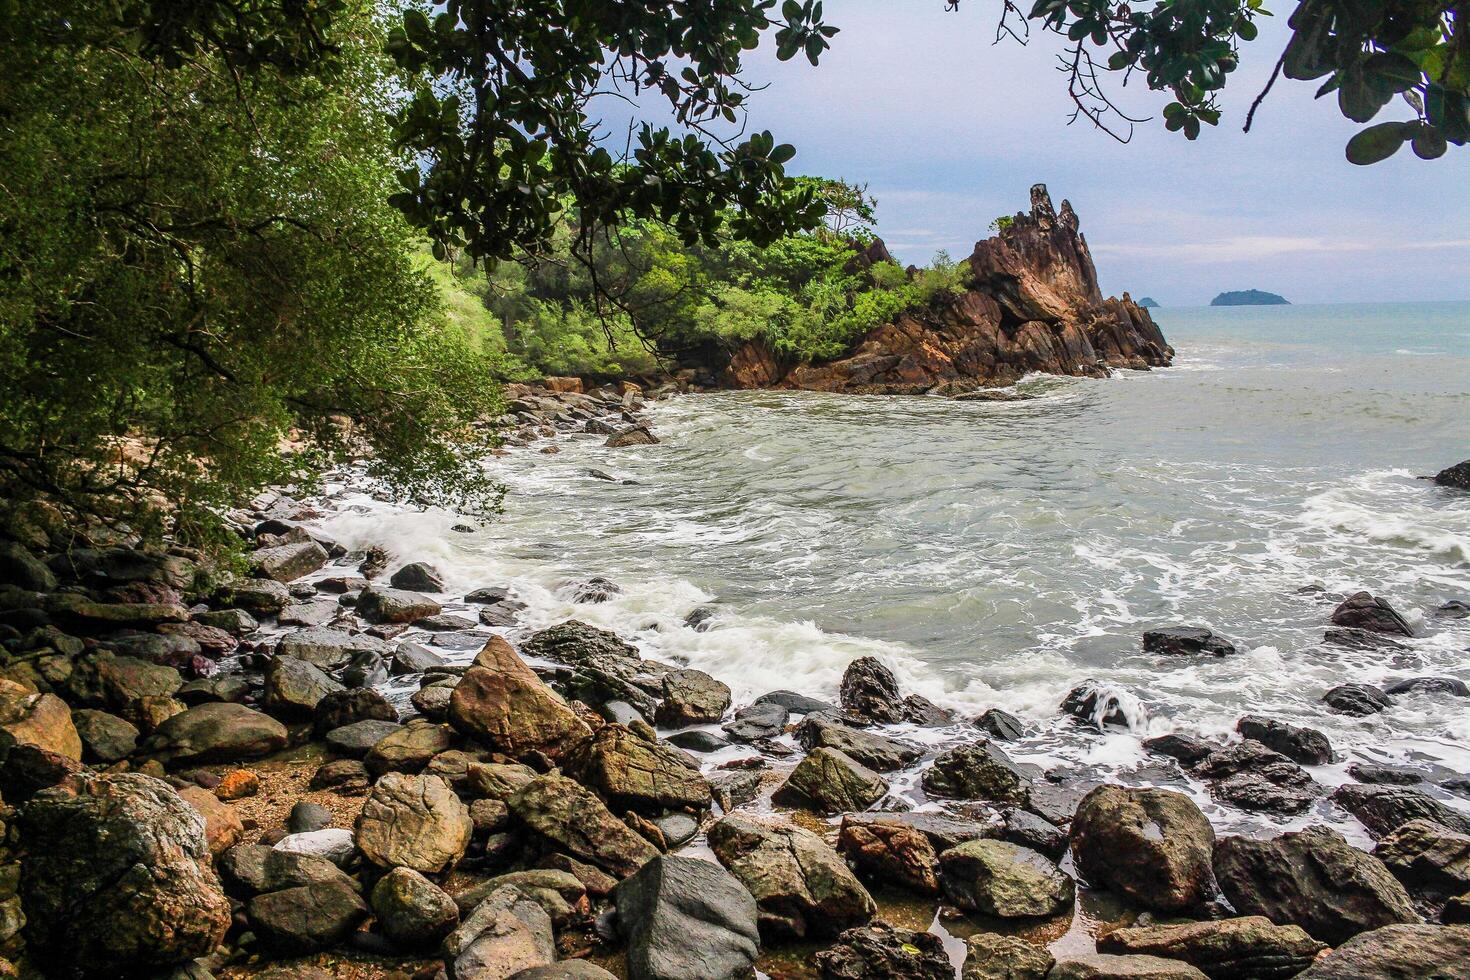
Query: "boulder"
143 702 287 764
364 719 454 778
568 724 709 814
837 656 948 724
356 586 442 624
613 855 761 980
707 814 875 940
65 650 182 709
394 641 447 674
263 654 343 717
754 690 836 714
356 772 472 875
391 561 446 592
837 818 941 894
1098 916 1325 980
962 934 1054 980
277 627 393 672
1070 785 1216 913
1332 783 1470 838
177 784 244 855
1331 592 1413 636
779 747 888 815
192 607 259 635
509 773 658 879
453 870 585 926
921 740 1030 804
1296 923 1470 979
0 678 81 760
606 426 659 447
795 713 921 771
938 839 1074 918
1323 683 1391 715
325 718 403 758
220 843 352 896
0 540 57 590
508 965 617 980
443 885 556 980
519 620 640 662
1236 715 1333 765
275 827 356 867
372 866 460 949
313 686 397 736
1384 676 1470 697
841 810 1001 852
247 878 368 955
19 773 232 976
1061 681 1140 729
1213 826 1419 944
213 577 291 613
722 701 788 742
1373 818 1470 908
251 540 328 582
1196 741 1320 815
975 708 1025 741
448 636 591 763
1143 732 1215 766
813 921 953 979
1433 459 1470 490
1049 954 1208 979
1142 626 1236 657
655 668 731 726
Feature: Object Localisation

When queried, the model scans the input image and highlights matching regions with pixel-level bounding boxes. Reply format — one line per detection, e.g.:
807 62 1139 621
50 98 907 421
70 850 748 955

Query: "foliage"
989 214 1017 234
0 2 504 548
954 0 1468 162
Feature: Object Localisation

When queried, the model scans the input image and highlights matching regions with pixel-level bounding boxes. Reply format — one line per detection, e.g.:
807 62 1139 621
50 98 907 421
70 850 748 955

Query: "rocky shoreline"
0 389 1468 980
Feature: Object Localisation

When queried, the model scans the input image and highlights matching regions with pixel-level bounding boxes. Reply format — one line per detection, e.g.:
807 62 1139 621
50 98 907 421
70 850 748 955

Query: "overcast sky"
647 2 1469 306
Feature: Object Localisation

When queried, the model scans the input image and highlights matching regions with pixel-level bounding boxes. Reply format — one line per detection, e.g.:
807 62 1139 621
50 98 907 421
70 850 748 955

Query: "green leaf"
1345 121 1410 165
1411 125 1448 160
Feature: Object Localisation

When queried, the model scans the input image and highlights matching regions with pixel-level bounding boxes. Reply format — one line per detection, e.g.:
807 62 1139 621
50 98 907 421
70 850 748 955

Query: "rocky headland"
0 390 1467 980
723 185 1173 394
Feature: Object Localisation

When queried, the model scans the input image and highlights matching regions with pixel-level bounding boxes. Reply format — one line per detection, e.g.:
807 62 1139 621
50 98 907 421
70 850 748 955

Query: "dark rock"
392 641 446 675
310 758 370 792
1143 732 1215 766
939 839 1074 918
247 878 369 955
0 541 58 591
1071 785 1216 913
364 719 453 777
1384 676 1469 697
464 585 514 603
655 667 731 726
355 586 442 625
317 574 368 593
1061 681 1140 729
192 607 259 635
324 719 402 758
415 613 477 632
509 773 659 878
723 701 788 743
654 812 699 848
509 964 618 980
288 801 332 835
795 713 920 771
684 605 718 631
371 866 459 949
443 884 555 980
313 687 396 735
842 810 1001 853
813 921 953 980
390 561 445 593
711 770 762 812
1324 683 1392 716
571 576 621 603
708 814 875 940
1098 916 1324 980
20 773 232 975
263 654 343 718
1331 592 1413 636
754 690 836 715
1347 763 1424 785
606 426 658 447
999 806 1068 861
613 854 761 980
143 702 288 764
778 747 888 815
277 627 392 671
1049 953 1208 979
1431 459 1470 490
1324 627 1410 651
1295 923 1470 979
921 740 1031 804
962 934 1054 980
839 656 905 723
837 818 940 894
1434 598 1470 618
567 723 710 814
1332 783 1470 838
667 729 730 753
1373 818 1470 908
1198 741 1320 815
213 578 291 615
976 707 1025 741
71 708 139 763
1214 826 1419 944
1143 626 1236 657
219 842 353 896
1236 715 1333 765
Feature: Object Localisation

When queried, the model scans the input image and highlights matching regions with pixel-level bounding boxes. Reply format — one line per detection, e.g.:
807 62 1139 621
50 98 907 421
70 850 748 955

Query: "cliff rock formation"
725 185 1173 393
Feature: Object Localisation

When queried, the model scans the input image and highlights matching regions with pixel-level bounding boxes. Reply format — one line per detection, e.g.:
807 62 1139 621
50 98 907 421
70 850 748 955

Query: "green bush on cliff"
0 3 503 547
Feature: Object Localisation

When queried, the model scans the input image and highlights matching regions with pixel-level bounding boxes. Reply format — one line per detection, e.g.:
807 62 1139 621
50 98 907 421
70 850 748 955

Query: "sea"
309 300 1470 842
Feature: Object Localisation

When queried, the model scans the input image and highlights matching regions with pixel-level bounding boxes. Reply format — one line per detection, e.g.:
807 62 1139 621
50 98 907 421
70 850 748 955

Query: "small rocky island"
724 185 1173 393
1211 289 1290 306
1137 296 1160 308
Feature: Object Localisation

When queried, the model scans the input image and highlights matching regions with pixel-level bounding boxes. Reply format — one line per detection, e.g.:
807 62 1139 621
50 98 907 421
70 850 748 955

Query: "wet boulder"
143 701 287 764
1142 626 1237 657
613 854 761 980
1433 459 1470 490
838 656 950 725
655 667 731 726
324 718 402 758
723 701 788 743
1332 783 1470 838
19 773 232 976
1049 954 1208 979
372 866 460 949
1236 715 1333 765
795 713 921 771
509 773 658 879
72 708 139 762
264 654 344 718
921 740 1031 804
1323 682 1391 716
356 772 472 875
1373 819 1470 909
1383 676 1469 697
962 934 1054 980
1195 741 1319 815
251 540 328 583
1061 681 1140 729
566 723 710 814
247 878 368 955
1142 732 1215 766
1070 785 1216 913
1296 922 1470 978
448 636 591 763
938 839 1074 918
356 585 442 624
606 426 659 447
219 843 353 896
442 884 555 980
1098 916 1325 980
708 814 875 940
778 747 888 815
0 678 82 760
837 818 941 894
390 561 445 593
1331 592 1413 636
813 921 953 980
1213 826 1418 945
975 707 1025 741
277 627 394 672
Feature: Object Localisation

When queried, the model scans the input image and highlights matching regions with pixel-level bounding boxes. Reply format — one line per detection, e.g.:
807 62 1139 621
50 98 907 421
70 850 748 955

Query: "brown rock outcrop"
725 185 1171 393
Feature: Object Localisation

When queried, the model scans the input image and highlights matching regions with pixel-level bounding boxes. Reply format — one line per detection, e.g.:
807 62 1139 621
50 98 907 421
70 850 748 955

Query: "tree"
0 3 503 546
950 0 1467 163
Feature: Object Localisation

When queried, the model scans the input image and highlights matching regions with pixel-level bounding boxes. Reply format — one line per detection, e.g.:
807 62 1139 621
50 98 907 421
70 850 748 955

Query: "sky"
604 2 1470 307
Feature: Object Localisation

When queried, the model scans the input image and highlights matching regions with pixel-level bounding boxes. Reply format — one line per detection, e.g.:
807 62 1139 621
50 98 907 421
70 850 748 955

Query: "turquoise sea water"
316 300 1470 834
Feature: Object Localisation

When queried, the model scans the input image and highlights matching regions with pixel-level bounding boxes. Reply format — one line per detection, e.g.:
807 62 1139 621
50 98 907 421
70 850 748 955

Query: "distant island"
1137 296 1160 308
1211 289 1290 306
